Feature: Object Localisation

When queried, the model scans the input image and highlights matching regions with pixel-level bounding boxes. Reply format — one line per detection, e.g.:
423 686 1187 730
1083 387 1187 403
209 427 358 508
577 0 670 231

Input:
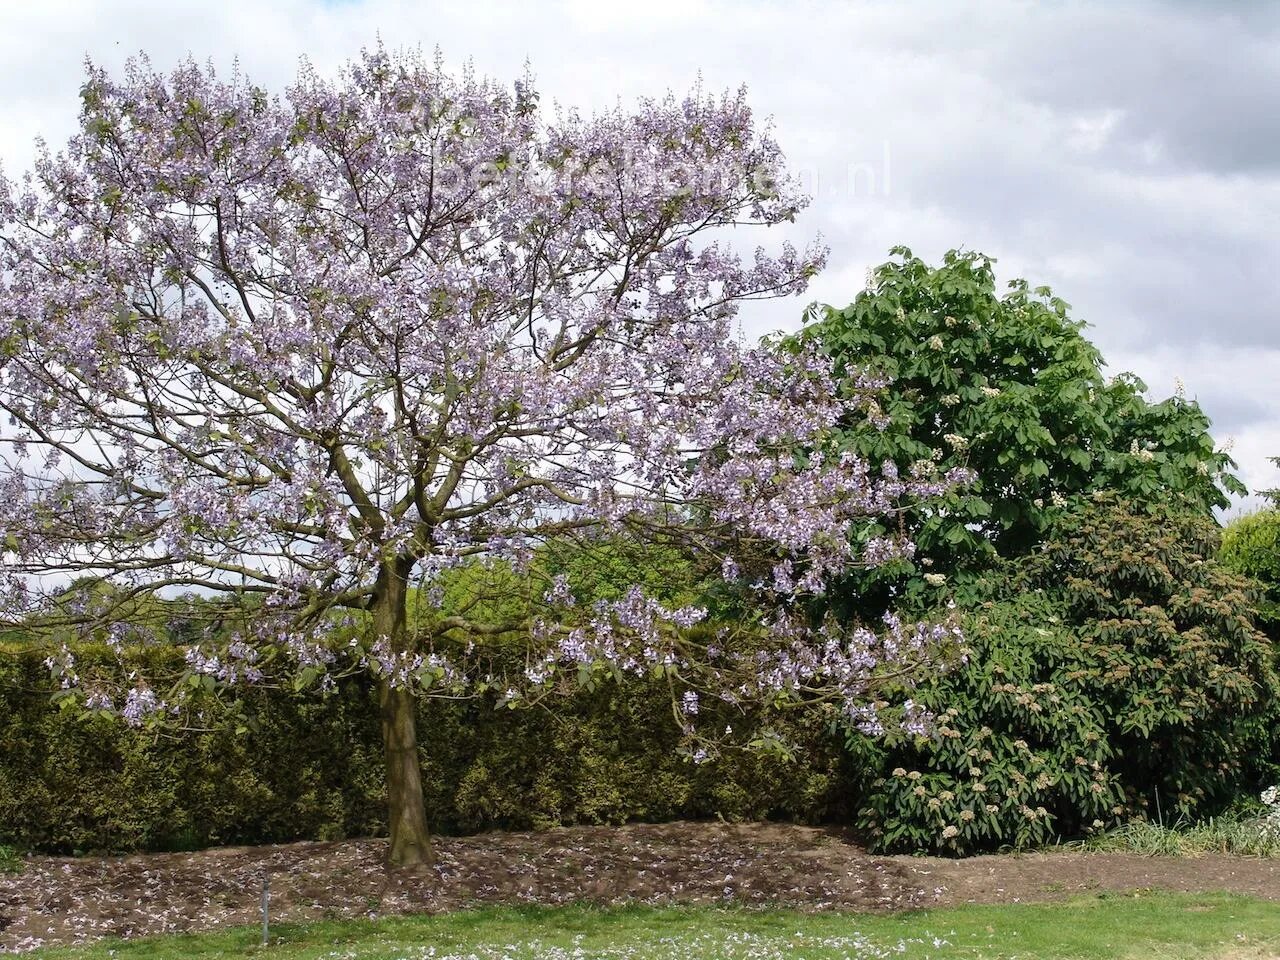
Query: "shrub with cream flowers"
1262 786 1280 839
849 494 1277 855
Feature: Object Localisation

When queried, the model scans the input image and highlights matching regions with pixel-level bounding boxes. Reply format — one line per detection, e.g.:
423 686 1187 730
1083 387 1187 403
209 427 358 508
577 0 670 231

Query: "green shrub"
1220 508 1280 636
851 494 1279 855
0 643 849 855
850 591 1122 853
0 844 21 873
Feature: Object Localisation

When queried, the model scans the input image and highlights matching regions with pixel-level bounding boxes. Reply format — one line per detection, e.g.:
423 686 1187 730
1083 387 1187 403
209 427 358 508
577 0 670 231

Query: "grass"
22 893 1280 960
1073 814 1280 859
0 844 23 874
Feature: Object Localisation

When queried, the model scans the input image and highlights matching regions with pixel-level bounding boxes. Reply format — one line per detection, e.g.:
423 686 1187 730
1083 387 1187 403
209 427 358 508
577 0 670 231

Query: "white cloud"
1 0 1276 501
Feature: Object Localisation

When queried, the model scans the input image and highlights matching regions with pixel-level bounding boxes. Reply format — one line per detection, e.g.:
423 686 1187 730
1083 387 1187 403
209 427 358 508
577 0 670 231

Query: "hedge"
0 643 851 854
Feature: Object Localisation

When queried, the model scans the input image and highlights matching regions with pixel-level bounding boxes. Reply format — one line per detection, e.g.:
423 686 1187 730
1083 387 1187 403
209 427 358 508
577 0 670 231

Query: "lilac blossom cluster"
185 640 264 685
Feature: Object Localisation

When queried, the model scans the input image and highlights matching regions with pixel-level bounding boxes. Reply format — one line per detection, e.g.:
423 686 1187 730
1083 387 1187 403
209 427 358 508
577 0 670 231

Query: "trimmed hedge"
0 644 851 854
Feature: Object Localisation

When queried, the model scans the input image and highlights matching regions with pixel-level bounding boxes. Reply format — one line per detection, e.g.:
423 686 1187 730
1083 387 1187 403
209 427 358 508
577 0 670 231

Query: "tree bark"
379 679 433 868
372 558 433 869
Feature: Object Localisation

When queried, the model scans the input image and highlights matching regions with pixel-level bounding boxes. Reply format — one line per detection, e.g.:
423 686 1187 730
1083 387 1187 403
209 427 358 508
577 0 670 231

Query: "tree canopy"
0 51 961 865
796 247 1243 616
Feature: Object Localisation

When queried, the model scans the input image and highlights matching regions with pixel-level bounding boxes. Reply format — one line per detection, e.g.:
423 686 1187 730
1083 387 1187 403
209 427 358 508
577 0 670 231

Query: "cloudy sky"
1 0 1276 509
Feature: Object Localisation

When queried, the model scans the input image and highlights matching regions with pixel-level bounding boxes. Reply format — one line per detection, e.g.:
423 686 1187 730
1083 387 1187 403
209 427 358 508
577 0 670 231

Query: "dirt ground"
2 821 1279 953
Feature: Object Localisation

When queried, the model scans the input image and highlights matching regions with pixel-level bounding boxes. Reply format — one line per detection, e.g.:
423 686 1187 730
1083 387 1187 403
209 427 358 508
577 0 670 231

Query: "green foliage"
1220 508 1280 634
1075 813 1280 859
422 536 712 646
0 843 21 873
851 591 1123 853
1037 494 1278 809
797 247 1242 618
542 536 708 607
0 642 847 855
0 643 385 853
1260 455 1280 507
851 494 1278 855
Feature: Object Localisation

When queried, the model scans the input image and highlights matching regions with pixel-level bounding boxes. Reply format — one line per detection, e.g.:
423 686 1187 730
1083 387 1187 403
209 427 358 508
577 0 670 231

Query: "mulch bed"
2 821 1278 953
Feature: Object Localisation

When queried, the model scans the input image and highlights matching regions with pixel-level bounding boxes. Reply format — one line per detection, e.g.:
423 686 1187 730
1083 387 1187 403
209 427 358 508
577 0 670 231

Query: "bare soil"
2 821 1278 953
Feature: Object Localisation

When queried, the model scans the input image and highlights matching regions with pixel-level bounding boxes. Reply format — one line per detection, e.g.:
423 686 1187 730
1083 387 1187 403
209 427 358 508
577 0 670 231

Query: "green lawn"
24 893 1280 959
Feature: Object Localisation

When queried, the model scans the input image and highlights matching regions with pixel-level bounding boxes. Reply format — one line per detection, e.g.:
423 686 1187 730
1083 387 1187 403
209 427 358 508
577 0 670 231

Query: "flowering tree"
0 50 960 866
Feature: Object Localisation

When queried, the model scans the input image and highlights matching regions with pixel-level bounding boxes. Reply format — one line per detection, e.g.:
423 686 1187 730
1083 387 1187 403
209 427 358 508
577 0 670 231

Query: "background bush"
0 641 850 855
851 494 1279 855
850 590 1124 853
1220 508 1280 638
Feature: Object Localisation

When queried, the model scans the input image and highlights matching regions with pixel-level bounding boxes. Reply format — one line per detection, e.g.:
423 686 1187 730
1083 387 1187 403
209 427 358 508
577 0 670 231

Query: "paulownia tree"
0 50 961 866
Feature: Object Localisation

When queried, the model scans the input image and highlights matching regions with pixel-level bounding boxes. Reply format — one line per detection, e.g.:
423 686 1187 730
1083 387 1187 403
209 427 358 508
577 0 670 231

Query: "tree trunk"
379 679 433 868
372 558 433 869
